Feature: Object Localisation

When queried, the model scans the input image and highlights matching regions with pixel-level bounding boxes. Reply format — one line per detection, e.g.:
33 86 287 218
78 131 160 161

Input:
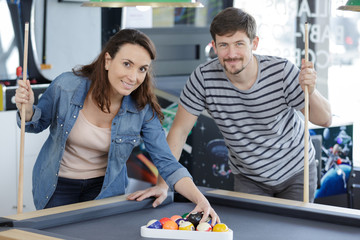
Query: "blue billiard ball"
146 219 162 229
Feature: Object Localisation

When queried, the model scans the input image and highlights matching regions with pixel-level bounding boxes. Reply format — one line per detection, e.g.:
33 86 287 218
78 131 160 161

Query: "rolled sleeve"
165 167 193 191
16 105 42 128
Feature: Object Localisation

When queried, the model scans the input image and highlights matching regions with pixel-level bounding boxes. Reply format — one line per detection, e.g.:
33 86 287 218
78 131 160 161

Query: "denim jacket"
17 72 191 210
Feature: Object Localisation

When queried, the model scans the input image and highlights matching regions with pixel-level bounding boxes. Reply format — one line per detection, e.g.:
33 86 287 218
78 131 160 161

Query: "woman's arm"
127 105 198 206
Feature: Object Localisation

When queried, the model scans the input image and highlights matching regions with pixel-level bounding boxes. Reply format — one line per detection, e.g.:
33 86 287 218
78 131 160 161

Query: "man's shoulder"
256 54 289 66
197 58 222 72
191 59 224 81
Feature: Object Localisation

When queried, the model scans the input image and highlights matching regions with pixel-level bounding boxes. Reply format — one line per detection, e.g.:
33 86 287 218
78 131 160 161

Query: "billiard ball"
175 218 186 226
170 215 182 222
146 219 162 229
181 212 189 219
178 221 195 231
159 217 171 226
212 223 229 232
186 212 203 227
196 222 212 232
205 216 212 225
162 220 178 230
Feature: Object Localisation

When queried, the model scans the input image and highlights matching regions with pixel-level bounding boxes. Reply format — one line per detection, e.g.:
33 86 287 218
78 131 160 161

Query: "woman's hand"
15 79 34 121
127 185 168 208
187 197 220 227
174 177 220 226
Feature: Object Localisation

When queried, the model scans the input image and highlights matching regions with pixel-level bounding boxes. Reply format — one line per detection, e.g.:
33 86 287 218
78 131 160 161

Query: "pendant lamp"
82 0 203 8
338 0 360 11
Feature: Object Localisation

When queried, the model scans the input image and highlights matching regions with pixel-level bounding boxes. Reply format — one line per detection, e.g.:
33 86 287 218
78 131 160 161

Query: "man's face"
212 31 258 75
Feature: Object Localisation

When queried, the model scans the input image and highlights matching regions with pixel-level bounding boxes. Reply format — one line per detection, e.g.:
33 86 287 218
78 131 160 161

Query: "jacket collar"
71 77 90 107
121 95 140 114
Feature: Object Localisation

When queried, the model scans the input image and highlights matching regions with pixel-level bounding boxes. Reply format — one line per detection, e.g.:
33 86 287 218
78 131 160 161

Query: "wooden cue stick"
303 22 309 203
18 22 29 214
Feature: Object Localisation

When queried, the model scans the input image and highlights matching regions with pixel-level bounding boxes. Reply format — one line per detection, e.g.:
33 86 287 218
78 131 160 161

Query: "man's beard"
223 56 252 75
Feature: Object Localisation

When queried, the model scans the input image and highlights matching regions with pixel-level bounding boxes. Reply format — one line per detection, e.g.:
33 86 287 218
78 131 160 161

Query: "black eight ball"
186 212 203 227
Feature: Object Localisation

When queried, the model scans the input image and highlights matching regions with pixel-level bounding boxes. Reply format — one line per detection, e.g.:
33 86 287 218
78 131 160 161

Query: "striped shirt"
180 54 315 186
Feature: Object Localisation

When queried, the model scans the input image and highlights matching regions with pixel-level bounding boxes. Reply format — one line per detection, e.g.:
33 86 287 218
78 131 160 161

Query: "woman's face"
105 43 151 98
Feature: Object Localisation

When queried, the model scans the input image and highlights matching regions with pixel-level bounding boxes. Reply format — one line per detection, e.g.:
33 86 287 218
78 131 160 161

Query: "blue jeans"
45 176 104 209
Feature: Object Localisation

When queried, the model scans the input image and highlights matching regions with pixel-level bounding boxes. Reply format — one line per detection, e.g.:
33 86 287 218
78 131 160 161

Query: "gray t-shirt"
180 54 315 187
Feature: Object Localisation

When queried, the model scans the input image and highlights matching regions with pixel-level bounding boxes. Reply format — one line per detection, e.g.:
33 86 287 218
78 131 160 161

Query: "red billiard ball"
159 217 171 226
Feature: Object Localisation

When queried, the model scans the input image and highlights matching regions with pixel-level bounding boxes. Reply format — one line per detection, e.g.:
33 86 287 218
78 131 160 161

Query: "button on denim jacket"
17 72 191 210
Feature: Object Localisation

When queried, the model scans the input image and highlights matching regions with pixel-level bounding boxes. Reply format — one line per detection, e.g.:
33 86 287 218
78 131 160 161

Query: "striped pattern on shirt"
180 54 315 186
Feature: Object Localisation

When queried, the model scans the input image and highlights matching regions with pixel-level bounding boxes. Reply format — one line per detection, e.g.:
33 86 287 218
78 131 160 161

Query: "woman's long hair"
73 29 164 122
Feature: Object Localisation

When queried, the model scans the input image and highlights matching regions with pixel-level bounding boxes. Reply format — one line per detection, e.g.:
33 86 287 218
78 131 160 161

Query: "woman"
15 29 219 224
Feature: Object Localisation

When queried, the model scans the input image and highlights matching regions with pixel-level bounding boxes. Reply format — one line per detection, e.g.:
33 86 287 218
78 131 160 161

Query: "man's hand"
299 59 317 95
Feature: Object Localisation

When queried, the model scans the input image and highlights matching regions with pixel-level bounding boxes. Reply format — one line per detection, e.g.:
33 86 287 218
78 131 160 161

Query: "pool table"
1 187 360 240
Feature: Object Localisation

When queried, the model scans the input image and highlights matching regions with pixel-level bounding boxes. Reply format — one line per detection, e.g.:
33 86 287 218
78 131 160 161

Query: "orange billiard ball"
162 220 178 230
170 215 182 222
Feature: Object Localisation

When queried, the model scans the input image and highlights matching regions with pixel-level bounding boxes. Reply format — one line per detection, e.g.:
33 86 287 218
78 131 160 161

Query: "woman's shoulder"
51 72 89 90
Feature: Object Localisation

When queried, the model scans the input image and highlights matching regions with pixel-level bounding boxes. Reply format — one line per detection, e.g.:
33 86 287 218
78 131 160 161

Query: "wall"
33 0 101 80
0 0 101 216
0 111 49 216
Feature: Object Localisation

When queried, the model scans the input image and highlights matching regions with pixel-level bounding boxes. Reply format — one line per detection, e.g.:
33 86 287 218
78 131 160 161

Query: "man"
128 7 332 205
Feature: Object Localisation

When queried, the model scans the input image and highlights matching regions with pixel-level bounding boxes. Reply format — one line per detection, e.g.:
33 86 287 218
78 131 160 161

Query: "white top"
59 110 111 179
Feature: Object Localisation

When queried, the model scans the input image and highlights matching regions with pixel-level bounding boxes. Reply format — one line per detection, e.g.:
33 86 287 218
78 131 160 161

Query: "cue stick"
17 22 29 214
303 22 309 203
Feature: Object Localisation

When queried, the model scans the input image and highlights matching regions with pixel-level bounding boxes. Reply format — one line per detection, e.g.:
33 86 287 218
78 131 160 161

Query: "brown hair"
73 29 164 122
210 7 257 43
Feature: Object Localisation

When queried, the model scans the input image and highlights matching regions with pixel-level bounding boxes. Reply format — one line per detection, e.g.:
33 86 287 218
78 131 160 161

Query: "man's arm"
167 104 199 159
300 89 332 127
299 59 332 127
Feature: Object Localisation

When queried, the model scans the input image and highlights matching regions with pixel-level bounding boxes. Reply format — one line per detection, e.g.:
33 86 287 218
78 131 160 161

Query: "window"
0 1 20 81
233 0 360 166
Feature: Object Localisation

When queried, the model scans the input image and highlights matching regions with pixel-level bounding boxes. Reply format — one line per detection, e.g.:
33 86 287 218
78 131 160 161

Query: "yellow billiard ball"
212 223 229 232
178 221 195 231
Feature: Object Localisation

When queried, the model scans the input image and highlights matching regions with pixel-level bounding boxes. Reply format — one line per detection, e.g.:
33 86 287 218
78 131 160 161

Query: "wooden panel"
5 195 128 221
0 229 62 240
